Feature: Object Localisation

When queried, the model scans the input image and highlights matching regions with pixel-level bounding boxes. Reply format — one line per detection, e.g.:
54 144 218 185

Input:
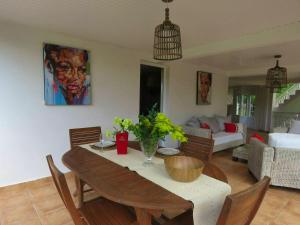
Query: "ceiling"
186 40 300 74
0 0 300 51
1 0 300 76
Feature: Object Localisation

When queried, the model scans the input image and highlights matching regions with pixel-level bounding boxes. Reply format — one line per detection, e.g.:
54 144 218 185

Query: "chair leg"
74 175 84 207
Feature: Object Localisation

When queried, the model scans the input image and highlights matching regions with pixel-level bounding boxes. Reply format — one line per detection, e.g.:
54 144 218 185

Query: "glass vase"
140 138 158 166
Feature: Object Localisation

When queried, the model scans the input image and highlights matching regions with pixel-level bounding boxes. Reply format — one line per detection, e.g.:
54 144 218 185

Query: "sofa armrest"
270 147 300 188
182 126 211 139
274 147 300 161
237 123 247 144
248 138 274 180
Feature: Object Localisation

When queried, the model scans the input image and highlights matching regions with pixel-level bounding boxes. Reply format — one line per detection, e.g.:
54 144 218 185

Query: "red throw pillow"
251 133 265 143
200 123 210 129
224 123 237 133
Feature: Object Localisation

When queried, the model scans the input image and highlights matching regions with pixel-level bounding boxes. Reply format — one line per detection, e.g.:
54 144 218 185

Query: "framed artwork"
43 43 91 105
197 71 212 105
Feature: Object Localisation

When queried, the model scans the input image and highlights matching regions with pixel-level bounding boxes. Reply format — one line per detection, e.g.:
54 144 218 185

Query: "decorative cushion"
215 115 226 131
251 133 265 143
185 116 200 128
214 115 232 131
224 123 237 133
201 117 220 133
288 120 300 134
200 123 210 129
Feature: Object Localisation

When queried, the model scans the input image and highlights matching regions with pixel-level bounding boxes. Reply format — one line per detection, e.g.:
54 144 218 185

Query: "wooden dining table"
62 146 228 225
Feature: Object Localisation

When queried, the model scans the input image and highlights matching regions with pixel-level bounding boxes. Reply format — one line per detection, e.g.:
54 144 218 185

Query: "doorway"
139 64 164 115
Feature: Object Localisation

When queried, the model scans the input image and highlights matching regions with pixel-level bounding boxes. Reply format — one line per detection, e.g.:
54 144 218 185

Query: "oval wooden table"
62 146 228 225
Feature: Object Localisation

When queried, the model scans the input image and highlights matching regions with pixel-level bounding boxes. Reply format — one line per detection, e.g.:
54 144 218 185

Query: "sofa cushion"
215 115 230 131
200 117 220 133
288 120 300 134
213 132 243 146
251 133 265 143
224 123 237 133
185 116 200 128
200 123 210 129
268 133 300 149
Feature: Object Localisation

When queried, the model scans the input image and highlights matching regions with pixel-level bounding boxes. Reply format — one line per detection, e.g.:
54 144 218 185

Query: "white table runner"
80 144 231 225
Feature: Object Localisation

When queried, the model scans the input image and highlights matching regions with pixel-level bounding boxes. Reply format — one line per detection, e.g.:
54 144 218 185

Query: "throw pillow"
251 133 265 143
215 115 230 131
200 123 210 129
201 117 220 133
288 120 300 134
224 123 237 133
185 116 200 128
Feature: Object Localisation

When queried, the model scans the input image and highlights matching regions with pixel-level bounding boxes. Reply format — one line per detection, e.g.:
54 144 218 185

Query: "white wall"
0 22 228 186
166 62 228 124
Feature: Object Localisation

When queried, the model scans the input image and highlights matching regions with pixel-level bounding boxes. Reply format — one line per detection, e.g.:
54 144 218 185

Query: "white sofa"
183 123 247 152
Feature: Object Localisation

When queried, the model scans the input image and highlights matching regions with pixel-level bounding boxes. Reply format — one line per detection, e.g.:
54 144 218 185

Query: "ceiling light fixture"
266 55 287 93
153 0 182 61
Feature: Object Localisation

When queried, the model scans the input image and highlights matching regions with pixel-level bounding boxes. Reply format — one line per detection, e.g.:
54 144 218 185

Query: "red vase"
116 132 128 155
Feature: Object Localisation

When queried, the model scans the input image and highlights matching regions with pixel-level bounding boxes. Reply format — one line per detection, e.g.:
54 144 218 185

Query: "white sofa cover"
183 124 246 152
268 133 300 149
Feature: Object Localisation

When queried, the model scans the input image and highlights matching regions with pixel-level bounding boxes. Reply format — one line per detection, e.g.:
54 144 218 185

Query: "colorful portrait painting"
197 71 212 105
43 43 91 105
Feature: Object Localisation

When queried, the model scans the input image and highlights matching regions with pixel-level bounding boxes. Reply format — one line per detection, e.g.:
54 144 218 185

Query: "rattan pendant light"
266 55 287 93
153 0 182 61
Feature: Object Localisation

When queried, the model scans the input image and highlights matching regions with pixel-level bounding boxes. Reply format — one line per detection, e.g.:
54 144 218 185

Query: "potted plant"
107 117 133 154
130 106 187 165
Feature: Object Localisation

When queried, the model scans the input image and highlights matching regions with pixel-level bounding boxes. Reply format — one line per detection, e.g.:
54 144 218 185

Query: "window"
235 95 256 117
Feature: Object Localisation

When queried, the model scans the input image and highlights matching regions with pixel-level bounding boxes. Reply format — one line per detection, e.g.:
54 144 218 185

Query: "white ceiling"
1 0 300 76
1 0 300 51
186 40 300 71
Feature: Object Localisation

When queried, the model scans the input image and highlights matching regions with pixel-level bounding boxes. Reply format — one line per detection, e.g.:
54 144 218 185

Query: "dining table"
62 145 231 225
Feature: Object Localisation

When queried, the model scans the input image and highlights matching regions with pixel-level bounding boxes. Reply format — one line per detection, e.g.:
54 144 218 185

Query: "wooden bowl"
164 156 204 182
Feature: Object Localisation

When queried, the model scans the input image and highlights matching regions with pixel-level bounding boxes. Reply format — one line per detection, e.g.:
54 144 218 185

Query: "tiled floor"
0 150 299 225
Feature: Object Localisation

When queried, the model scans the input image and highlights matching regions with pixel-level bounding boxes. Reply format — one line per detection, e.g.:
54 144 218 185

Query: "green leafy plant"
130 105 187 143
106 117 133 137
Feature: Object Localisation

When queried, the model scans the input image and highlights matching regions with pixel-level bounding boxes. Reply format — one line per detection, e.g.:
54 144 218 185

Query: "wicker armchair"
248 138 300 189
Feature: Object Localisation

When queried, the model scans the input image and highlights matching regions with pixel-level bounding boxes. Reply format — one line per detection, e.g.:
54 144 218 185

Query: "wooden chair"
69 126 102 148
128 141 141 151
69 126 102 205
163 176 271 225
46 155 135 225
180 134 214 162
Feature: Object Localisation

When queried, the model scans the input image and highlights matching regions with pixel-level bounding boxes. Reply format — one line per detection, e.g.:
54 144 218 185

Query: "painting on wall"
43 43 91 105
197 71 212 105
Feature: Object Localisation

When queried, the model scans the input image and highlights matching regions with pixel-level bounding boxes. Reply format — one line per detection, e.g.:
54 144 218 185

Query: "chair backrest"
180 134 214 162
69 126 101 148
216 176 271 225
46 155 84 225
128 141 141 151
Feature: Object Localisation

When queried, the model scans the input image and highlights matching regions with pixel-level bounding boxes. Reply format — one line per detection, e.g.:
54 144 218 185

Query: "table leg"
135 208 152 225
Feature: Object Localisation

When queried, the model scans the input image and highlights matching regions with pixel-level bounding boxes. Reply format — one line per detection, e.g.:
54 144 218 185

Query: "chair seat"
79 198 136 225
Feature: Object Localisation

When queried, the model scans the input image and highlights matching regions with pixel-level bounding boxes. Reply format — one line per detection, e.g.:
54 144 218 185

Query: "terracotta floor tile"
275 200 300 225
32 192 64 214
28 183 57 200
39 207 73 225
4 218 42 225
1 203 38 224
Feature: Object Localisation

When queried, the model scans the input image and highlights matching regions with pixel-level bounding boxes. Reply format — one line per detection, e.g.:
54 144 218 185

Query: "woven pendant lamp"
153 0 182 60
266 55 287 93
